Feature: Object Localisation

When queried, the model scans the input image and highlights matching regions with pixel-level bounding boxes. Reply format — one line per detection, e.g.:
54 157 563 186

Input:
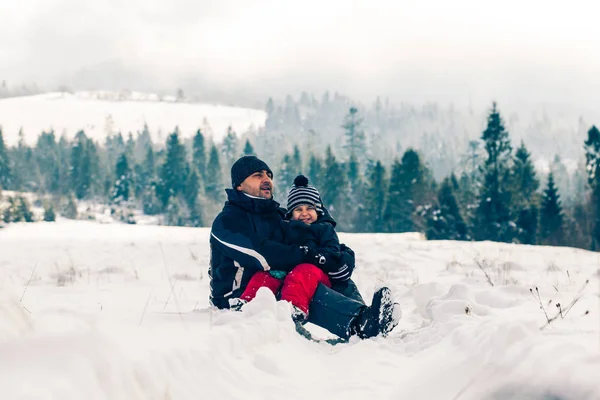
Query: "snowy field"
1 220 599 400
0 92 266 146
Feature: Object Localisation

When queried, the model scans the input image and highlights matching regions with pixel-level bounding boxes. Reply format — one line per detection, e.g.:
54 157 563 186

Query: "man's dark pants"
307 279 366 340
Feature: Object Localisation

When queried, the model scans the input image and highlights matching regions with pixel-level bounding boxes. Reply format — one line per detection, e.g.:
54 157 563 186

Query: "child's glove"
316 251 343 273
299 246 327 266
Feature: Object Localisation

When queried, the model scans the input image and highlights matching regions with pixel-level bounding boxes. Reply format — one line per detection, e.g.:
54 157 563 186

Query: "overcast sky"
1 0 600 109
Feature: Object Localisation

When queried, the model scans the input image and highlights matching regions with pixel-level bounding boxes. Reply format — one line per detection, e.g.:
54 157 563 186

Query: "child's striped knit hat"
285 175 323 217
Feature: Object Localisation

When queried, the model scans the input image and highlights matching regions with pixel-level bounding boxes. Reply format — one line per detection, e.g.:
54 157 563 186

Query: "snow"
1 220 599 399
0 92 266 146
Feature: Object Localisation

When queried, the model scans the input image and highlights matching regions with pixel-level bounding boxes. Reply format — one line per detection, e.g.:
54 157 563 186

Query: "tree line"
1 103 600 251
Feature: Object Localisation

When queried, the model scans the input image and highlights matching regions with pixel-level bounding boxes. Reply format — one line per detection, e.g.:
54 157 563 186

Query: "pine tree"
187 202 204 227
401 148 431 208
205 144 223 199
540 173 564 246
5 195 35 223
474 103 514 242
299 91 311 108
283 95 301 131
142 181 161 216
63 194 78 219
134 123 152 164
456 140 484 228
164 196 186 226
192 129 207 182
2 197 13 223
35 130 61 194
584 125 600 249
383 158 413 232
158 128 189 208
515 206 538 245
550 154 572 206
584 126 600 185
11 129 35 191
276 146 302 195
184 168 201 210
362 160 387 232
56 135 71 196
564 202 591 249
511 141 540 244
307 154 323 190
265 97 274 115
0 127 11 190
104 133 126 184
143 145 156 179
344 152 364 232
221 126 239 169
243 139 255 156
512 141 539 202
125 132 135 157
347 153 360 184
87 137 101 197
264 98 278 131
133 143 154 199
291 145 302 173
426 176 469 240
277 153 295 202
320 146 345 218
43 202 56 222
70 130 94 199
112 153 132 203
342 107 366 163
383 149 426 233
184 168 204 227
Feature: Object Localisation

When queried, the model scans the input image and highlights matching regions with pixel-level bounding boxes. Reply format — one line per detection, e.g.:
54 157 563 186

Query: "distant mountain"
0 91 266 146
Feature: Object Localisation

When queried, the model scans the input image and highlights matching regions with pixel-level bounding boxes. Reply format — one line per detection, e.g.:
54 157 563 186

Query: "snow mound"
425 283 494 322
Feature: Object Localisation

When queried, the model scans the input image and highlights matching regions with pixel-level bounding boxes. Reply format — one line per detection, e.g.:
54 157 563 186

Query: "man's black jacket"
209 189 355 308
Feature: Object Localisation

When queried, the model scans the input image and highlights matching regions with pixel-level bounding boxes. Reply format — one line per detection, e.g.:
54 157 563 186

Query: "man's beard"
259 185 273 199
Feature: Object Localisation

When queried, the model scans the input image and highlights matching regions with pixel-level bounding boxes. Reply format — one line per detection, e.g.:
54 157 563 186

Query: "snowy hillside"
1 221 599 399
0 92 267 146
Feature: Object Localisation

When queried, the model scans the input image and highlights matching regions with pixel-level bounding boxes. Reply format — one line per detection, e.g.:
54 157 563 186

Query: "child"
236 175 349 321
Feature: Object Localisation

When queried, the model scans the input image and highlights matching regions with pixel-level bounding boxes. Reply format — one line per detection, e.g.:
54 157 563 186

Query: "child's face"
291 205 318 224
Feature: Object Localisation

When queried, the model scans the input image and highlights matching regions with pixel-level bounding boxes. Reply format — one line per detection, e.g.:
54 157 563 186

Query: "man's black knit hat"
231 155 273 188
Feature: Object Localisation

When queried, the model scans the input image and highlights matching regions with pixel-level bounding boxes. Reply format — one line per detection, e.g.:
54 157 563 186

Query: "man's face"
236 170 274 199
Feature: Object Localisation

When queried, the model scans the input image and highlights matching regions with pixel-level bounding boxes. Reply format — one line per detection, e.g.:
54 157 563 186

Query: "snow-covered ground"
0 221 599 400
0 92 266 146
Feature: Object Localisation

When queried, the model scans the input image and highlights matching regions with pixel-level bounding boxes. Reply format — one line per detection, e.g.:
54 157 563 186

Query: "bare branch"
139 289 154 326
530 287 550 323
20 262 38 303
476 259 494 287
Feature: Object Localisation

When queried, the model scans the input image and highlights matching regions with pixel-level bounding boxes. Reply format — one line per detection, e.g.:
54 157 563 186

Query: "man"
209 155 400 340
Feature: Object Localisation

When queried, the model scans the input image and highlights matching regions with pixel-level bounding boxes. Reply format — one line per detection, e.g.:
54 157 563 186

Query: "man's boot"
308 284 401 340
351 287 401 339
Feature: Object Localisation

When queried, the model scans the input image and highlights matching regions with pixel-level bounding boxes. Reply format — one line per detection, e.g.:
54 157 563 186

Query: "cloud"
1 0 600 108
